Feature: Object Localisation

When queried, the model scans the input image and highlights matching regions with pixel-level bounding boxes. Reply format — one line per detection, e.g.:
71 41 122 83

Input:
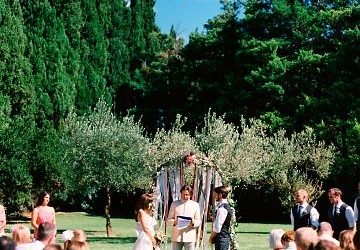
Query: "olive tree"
63 100 152 236
262 126 335 208
195 111 243 182
195 111 336 208
148 115 198 169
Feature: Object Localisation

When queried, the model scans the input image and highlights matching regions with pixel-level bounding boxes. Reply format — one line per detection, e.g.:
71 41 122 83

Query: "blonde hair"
295 227 319 250
44 244 63 250
12 224 31 245
72 230 86 242
63 230 87 249
281 230 295 245
297 189 309 199
269 229 285 249
340 230 355 250
66 241 89 250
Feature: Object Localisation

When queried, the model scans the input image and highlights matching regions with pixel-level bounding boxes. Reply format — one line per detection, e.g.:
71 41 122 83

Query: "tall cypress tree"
51 0 84 113
106 0 132 112
0 0 34 117
130 0 159 60
20 0 75 128
0 0 35 213
77 0 110 112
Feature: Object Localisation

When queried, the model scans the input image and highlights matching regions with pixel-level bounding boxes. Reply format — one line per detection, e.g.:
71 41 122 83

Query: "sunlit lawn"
6 212 291 249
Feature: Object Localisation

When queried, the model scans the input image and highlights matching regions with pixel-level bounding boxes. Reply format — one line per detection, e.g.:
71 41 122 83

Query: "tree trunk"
105 187 112 236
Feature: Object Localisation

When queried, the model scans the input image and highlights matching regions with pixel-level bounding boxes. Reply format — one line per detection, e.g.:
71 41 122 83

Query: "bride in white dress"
134 193 159 250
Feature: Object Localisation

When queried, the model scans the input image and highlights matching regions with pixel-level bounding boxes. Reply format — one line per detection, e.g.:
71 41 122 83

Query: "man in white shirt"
17 222 56 250
290 189 320 230
167 185 201 250
328 188 355 240
318 222 340 246
354 182 360 229
210 186 232 250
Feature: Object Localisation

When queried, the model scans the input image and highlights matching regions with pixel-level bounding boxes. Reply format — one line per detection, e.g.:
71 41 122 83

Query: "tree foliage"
63 100 152 235
0 0 357 221
194 111 335 208
63 100 152 193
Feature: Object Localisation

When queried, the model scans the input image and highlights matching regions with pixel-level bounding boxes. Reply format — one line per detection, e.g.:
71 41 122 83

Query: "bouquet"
61 230 74 242
154 230 167 245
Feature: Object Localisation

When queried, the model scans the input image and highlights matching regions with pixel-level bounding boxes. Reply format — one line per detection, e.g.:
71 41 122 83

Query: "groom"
167 185 201 250
210 185 233 250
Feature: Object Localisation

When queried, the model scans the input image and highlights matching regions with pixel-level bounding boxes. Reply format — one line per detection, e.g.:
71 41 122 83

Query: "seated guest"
12 225 31 246
310 240 340 250
72 230 86 243
339 230 355 250
44 244 62 250
295 227 319 250
16 222 56 250
318 222 339 246
62 230 87 249
0 236 15 250
353 230 360 250
65 241 89 250
281 231 297 250
269 229 285 250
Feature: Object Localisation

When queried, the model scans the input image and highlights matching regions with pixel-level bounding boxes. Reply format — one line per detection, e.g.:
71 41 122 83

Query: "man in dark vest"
291 189 320 231
210 186 233 250
328 188 355 240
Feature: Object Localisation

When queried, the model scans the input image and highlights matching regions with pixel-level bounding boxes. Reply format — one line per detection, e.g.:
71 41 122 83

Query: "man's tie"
297 205 301 216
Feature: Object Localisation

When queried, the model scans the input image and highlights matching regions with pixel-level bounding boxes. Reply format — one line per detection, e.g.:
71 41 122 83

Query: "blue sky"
154 0 223 40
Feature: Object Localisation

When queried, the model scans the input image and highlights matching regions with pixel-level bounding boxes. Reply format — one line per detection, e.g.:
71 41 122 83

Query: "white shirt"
213 199 229 233
354 197 359 222
284 241 297 250
167 199 201 242
290 202 319 227
16 240 46 250
319 234 340 246
333 201 355 228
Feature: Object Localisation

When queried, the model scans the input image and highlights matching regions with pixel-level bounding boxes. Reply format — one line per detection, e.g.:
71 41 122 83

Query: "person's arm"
355 199 360 229
210 207 228 244
345 206 355 230
138 210 157 246
167 202 176 226
310 207 320 228
51 207 56 225
354 200 358 222
191 203 201 228
31 207 39 229
0 207 6 231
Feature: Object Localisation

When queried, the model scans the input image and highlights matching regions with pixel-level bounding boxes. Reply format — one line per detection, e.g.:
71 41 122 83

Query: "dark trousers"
215 237 230 250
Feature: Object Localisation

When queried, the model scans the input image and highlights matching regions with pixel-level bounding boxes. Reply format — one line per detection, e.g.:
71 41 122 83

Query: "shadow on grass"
55 229 105 235
7 215 31 224
84 213 133 219
88 236 136 244
236 231 269 235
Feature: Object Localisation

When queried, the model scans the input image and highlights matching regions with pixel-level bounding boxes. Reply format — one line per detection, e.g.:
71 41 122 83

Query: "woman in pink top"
31 192 56 243
0 205 6 235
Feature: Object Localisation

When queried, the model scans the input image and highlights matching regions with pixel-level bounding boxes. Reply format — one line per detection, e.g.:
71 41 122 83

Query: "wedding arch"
153 153 227 250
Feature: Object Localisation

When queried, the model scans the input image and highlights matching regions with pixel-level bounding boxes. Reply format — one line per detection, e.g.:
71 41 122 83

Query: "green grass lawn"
6 212 292 249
